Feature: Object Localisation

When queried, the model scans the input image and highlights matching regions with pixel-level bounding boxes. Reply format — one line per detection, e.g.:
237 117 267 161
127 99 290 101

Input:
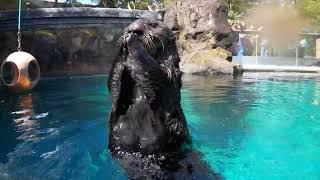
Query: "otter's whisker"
116 35 125 48
116 40 122 48
155 31 166 36
149 39 156 54
166 67 172 80
147 34 156 54
117 34 128 50
147 32 161 53
144 37 152 53
144 34 153 54
142 35 152 53
153 35 165 52
150 39 156 54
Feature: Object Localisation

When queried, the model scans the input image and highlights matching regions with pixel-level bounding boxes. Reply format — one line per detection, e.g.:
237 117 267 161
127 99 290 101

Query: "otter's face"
117 19 174 57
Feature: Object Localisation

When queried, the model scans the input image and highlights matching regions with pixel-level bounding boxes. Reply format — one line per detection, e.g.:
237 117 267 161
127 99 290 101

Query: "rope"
17 31 21 51
17 0 22 51
18 0 21 31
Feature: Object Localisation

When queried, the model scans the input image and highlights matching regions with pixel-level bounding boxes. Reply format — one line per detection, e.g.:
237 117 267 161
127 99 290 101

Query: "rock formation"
163 0 242 75
0 27 124 76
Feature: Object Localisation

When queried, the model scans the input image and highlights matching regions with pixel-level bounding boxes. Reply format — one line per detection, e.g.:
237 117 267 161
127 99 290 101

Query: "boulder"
163 0 241 75
180 49 243 75
164 0 238 52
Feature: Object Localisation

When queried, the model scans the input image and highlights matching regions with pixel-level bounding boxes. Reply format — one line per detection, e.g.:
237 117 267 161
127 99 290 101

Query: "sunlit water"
1 73 320 179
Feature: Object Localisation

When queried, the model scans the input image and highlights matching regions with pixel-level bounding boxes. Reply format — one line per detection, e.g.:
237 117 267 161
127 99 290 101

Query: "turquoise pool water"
1 73 320 179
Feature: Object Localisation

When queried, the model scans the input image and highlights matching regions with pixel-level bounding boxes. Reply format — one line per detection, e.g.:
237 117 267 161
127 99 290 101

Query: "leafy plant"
297 0 320 26
228 9 241 20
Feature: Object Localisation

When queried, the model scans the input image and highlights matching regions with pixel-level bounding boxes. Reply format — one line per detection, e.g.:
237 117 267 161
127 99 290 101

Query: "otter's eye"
133 29 144 36
151 23 158 28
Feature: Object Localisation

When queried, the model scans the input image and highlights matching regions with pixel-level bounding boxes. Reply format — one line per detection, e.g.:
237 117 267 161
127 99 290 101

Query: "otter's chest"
123 57 161 103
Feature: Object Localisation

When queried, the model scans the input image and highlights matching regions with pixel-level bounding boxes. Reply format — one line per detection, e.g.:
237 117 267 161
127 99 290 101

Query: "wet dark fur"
108 19 188 155
108 19 220 179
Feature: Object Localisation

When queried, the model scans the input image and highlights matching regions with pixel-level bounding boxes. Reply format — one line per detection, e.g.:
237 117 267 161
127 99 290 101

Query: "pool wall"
0 8 163 77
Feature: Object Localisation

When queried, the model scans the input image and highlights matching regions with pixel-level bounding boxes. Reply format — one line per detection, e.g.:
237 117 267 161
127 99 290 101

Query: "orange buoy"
1 51 40 93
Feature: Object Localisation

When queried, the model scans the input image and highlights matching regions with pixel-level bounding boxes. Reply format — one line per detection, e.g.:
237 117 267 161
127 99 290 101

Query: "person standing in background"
237 34 244 63
298 38 307 58
260 39 269 56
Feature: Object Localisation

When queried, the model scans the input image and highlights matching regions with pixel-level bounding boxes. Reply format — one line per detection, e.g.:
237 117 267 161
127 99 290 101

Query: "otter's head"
118 19 176 59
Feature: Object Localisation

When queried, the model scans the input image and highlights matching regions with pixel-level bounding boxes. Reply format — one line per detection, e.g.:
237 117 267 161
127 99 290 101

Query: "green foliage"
134 0 150 10
226 0 251 20
228 9 241 20
124 0 171 10
98 0 117 7
162 0 172 6
226 0 248 14
225 0 298 21
297 0 320 25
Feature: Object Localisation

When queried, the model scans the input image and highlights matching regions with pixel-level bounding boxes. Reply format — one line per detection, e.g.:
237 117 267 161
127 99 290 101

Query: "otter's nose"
127 21 146 35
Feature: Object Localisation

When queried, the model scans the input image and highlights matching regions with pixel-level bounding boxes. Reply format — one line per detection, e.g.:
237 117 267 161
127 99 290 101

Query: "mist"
245 5 306 49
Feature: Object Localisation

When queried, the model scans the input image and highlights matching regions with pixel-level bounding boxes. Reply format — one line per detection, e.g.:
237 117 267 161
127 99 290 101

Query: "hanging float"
1 51 40 93
1 0 40 93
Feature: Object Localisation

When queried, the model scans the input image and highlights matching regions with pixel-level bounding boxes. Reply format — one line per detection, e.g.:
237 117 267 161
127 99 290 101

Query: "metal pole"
255 34 258 65
296 41 298 67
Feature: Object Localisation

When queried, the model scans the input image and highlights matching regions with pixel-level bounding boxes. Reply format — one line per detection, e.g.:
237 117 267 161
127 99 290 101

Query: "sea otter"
108 18 189 154
107 19 219 179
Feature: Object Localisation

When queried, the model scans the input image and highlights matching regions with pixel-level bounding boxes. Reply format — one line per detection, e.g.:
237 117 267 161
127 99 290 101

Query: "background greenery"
297 0 320 26
0 0 319 29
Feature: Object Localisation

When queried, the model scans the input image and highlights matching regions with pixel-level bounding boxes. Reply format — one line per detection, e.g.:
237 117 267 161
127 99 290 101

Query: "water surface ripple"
0 73 319 179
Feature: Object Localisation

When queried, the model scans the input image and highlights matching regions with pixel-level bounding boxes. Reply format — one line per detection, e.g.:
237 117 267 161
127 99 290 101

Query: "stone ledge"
0 8 162 31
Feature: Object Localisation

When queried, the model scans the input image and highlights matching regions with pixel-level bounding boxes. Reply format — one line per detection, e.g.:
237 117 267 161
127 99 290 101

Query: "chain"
17 31 22 51
17 0 22 51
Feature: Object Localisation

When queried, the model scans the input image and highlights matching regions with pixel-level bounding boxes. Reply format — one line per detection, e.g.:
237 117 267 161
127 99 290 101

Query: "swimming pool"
1 73 320 179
